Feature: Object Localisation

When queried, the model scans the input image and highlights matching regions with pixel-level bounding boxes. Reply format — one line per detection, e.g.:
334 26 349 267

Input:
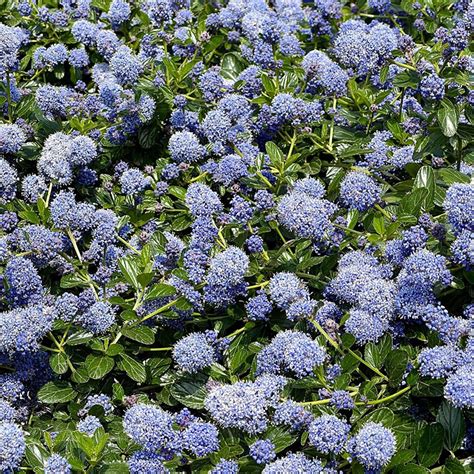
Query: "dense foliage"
0 0 473 472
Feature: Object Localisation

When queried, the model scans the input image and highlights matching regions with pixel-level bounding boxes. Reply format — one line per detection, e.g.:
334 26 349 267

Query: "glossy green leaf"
37 382 77 404
393 463 429 474
444 458 467 474
437 99 459 137
221 53 244 81
85 354 115 379
265 142 284 167
119 354 147 383
437 401 466 451
417 423 444 467
385 349 409 387
146 283 176 300
398 187 428 218
49 352 69 375
265 426 298 453
122 325 155 345
386 449 416 469
413 165 436 210
119 256 140 289
170 373 208 409
364 334 392 369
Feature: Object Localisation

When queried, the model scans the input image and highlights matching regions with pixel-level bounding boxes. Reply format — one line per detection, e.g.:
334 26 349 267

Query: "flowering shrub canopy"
0 0 473 472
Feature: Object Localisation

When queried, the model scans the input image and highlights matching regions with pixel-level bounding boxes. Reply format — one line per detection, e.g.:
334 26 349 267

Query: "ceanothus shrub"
0 0 472 471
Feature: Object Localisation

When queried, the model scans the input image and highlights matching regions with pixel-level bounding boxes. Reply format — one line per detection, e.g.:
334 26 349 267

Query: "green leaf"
393 70 419 88
413 378 444 397
434 185 447 207
437 99 459 137
170 373 208 409
398 187 428 218
37 381 77 404
338 145 372 159
379 65 390 84
24 441 49 469
265 426 298 453
391 414 419 447
167 186 187 200
304 159 321 175
106 343 124 356
436 401 466 451
413 166 436 210
122 326 155 345
65 330 94 346
35 111 62 134
119 256 140 289
456 123 474 140
119 354 147 383
146 283 176 300
444 458 467 474
221 53 244 81
437 168 470 185
327 168 346 201
393 464 429 474
341 352 359 373
387 120 407 142
372 214 385 235
148 357 172 382
102 462 130 473
171 215 192 231
18 209 41 224
173 296 193 311
138 125 159 149
465 105 474 124
361 407 395 427
85 355 115 379
417 423 444 467
60 273 88 289
265 142 284 167
228 332 254 374
261 74 276 94
92 427 109 458
49 352 69 375
112 382 125 402
71 367 89 384
386 449 416 469
137 272 154 288
341 333 356 348
364 334 392 369
211 428 244 461
72 431 96 458
177 58 199 82
385 349 409 387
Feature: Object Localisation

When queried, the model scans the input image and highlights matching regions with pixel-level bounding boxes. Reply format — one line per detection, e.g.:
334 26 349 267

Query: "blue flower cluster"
339 171 381 212
173 330 227 373
325 251 396 344
44 454 71 474
334 20 398 77
256 330 326 378
249 439 276 465
205 375 286 434
0 421 25 472
123 404 179 453
308 414 351 454
277 183 338 249
263 452 324 473
347 422 397 471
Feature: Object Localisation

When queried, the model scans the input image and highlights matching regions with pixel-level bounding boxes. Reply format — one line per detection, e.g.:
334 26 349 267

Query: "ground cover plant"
0 0 473 472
